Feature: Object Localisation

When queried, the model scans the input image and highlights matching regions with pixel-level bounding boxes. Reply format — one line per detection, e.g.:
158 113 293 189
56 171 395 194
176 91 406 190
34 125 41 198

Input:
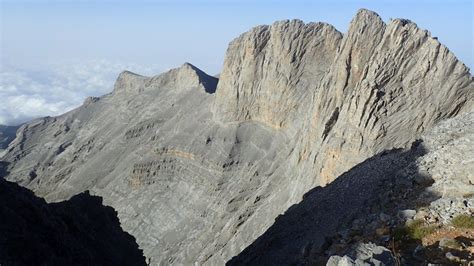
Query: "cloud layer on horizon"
0 60 163 126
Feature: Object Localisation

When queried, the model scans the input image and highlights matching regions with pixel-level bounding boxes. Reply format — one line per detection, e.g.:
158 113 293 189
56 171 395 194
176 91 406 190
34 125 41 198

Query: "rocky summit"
1 9 473 265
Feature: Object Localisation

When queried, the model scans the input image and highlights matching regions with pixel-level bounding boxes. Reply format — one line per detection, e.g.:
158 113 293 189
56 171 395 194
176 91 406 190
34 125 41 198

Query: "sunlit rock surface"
2 9 472 265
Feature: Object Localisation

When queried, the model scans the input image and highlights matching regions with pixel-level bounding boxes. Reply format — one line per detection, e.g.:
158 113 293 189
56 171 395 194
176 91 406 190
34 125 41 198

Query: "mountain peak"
145 63 218 94
2 8 472 265
112 63 218 95
179 62 219 93
113 70 147 94
354 8 383 21
214 15 343 127
180 62 196 70
347 8 385 36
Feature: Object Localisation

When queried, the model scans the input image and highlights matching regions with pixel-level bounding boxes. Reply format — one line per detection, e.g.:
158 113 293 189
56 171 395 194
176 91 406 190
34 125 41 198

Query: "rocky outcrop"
229 110 474 265
1 9 472 265
0 178 146 265
303 9 473 185
113 62 218 95
214 20 342 128
326 242 395 266
214 8 472 191
414 110 474 198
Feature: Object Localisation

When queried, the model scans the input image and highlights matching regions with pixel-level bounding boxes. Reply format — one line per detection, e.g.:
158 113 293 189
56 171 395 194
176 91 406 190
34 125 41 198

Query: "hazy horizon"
1 0 472 125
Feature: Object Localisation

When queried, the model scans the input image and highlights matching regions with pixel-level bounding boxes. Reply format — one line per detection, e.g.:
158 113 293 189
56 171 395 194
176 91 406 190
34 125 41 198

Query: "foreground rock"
1 9 472 265
326 242 395 266
0 177 146 265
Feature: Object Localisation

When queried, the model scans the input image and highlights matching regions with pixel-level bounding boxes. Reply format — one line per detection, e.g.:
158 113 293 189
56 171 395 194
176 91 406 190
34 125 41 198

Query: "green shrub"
452 214 474 229
394 220 437 240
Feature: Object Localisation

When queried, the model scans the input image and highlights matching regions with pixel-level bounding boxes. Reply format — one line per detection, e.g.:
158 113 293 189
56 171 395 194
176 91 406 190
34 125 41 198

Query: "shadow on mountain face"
228 140 441 265
0 177 146 266
186 62 219 94
0 161 9 179
202 75 218 94
0 125 19 150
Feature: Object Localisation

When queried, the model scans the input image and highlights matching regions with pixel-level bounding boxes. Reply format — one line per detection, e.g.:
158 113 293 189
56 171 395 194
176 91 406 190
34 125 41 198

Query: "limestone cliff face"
304 9 473 184
215 9 473 186
229 109 474 266
214 20 342 128
1 9 472 265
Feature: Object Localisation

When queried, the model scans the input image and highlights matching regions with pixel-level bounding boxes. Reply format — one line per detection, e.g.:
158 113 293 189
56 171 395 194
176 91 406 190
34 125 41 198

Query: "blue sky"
0 0 473 125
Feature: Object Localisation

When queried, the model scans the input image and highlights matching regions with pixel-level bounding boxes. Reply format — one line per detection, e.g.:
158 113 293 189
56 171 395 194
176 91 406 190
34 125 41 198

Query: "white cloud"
0 60 163 125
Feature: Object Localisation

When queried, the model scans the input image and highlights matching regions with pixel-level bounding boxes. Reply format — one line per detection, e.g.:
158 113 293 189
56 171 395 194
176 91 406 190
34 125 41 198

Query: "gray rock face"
326 242 395 266
1 9 472 265
414 110 474 198
228 109 474 265
214 20 343 128
404 110 474 225
216 9 472 188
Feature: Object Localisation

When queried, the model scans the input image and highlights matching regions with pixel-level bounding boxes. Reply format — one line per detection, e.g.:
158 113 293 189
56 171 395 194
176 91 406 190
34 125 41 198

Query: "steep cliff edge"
305 9 472 185
213 20 342 128
215 9 472 188
1 9 472 265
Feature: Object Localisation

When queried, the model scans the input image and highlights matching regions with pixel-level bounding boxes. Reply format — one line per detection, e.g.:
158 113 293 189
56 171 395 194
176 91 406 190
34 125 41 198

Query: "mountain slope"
229 110 474 265
1 9 472 265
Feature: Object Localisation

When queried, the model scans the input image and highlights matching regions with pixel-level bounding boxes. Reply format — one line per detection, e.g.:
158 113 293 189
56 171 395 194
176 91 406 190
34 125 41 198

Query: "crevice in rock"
322 107 340 141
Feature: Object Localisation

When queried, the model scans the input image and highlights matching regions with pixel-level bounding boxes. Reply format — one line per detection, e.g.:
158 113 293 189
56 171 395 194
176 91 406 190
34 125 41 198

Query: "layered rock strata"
1 9 472 265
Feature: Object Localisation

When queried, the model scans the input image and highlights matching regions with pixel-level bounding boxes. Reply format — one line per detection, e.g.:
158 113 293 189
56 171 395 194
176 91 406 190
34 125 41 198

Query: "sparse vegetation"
393 220 437 241
462 192 474 198
452 214 474 229
441 238 462 249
